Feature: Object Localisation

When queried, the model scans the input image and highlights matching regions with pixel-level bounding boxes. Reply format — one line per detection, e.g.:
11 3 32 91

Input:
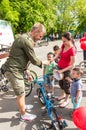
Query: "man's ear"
34 28 39 33
32 29 39 36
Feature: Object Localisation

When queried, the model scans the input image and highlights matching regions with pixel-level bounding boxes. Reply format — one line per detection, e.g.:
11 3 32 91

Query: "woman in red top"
56 32 76 108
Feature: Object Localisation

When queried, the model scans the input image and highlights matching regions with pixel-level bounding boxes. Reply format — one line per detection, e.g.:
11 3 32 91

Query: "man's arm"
23 39 42 68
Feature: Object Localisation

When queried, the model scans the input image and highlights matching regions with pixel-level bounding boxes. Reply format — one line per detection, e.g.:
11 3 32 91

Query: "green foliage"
0 0 86 35
9 0 57 34
73 0 86 34
0 0 19 33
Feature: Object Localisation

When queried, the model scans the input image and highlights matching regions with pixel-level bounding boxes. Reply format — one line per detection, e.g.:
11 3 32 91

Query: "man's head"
30 23 46 42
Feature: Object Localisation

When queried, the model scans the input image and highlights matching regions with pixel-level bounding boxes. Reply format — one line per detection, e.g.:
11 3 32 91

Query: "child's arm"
75 90 81 103
75 82 83 103
43 68 45 76
43 65 46 76
53 49 61 60
65 77 73 83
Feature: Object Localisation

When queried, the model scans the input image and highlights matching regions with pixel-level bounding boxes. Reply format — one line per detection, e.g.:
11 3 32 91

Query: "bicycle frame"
38 81 54 121
35 76 67 130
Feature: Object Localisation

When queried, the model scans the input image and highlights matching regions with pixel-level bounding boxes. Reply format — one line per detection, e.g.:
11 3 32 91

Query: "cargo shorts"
5 71 25 96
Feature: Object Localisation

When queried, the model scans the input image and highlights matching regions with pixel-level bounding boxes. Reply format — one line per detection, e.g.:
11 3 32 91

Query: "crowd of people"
1 22 84 122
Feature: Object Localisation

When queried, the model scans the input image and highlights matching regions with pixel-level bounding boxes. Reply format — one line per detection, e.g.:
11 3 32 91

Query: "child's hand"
65 77 72 83
75 98 78 103
53 69 58 73
57 69 63 74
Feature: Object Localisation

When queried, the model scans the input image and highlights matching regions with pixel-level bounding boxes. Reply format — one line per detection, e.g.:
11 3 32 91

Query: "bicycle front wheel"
37 88 45 105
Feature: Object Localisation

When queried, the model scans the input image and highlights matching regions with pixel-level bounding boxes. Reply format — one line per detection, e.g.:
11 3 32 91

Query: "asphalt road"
0 40 86 130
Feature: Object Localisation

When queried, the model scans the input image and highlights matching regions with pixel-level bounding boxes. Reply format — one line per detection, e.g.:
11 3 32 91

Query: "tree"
4 0 57 34
0 0 86 36
73 0 86 35
0 0 19 33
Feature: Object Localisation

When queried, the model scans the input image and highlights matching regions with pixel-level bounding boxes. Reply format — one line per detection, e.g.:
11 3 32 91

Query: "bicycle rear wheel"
25 80 33 97
24 70 37 97
30 70 37 80
79 60 86 83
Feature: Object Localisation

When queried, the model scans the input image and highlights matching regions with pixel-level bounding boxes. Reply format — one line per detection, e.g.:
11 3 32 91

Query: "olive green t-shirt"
2 33 42 79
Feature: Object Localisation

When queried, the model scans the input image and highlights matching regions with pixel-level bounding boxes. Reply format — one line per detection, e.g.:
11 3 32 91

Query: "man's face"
32 29 44 42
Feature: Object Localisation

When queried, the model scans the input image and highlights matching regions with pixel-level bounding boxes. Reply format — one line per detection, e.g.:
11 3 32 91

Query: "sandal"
56 96 66 101
59 101 69 108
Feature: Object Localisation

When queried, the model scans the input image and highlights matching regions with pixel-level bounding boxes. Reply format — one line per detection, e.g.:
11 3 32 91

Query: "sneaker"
47 93 55 98
20 113 37 121
25 104 33 110
47 93 52 98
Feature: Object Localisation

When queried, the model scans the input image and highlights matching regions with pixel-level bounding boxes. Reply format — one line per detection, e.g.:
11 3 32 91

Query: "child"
67 67 83 115
43 52 57 98
53 45 61 63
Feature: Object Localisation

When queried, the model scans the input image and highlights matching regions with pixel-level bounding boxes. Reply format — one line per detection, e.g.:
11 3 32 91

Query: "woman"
56 32 76 108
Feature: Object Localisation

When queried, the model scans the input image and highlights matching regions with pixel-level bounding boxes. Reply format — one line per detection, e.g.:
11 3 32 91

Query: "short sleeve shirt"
71 79 83 97
58 44 76 68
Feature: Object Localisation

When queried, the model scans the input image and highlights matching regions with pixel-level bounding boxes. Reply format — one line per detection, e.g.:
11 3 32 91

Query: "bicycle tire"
50 108 60 130
37 88 45 105
25 80 33 97
79 60 86 83
24 70 37 97
30 70 37 80
79 60 86 69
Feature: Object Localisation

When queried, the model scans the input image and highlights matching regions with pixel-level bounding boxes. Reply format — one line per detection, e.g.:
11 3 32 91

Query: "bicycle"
35 75 67 130
24 69 37 97
37 40 49 47
79 60 86 83
0 67 37 97
0 68 9 92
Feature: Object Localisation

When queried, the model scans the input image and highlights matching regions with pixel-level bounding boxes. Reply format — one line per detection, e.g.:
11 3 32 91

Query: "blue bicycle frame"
35 75 67 130
37 79 54 121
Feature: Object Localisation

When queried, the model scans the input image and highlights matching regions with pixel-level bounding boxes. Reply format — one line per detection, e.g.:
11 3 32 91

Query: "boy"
53 45 60 63
67 67 83 115
43 52 57 98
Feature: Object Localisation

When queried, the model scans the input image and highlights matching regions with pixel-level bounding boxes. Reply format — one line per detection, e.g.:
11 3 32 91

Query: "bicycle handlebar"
34 75 47 85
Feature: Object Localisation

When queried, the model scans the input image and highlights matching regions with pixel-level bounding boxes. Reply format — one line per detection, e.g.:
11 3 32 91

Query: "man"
1 23 46 121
